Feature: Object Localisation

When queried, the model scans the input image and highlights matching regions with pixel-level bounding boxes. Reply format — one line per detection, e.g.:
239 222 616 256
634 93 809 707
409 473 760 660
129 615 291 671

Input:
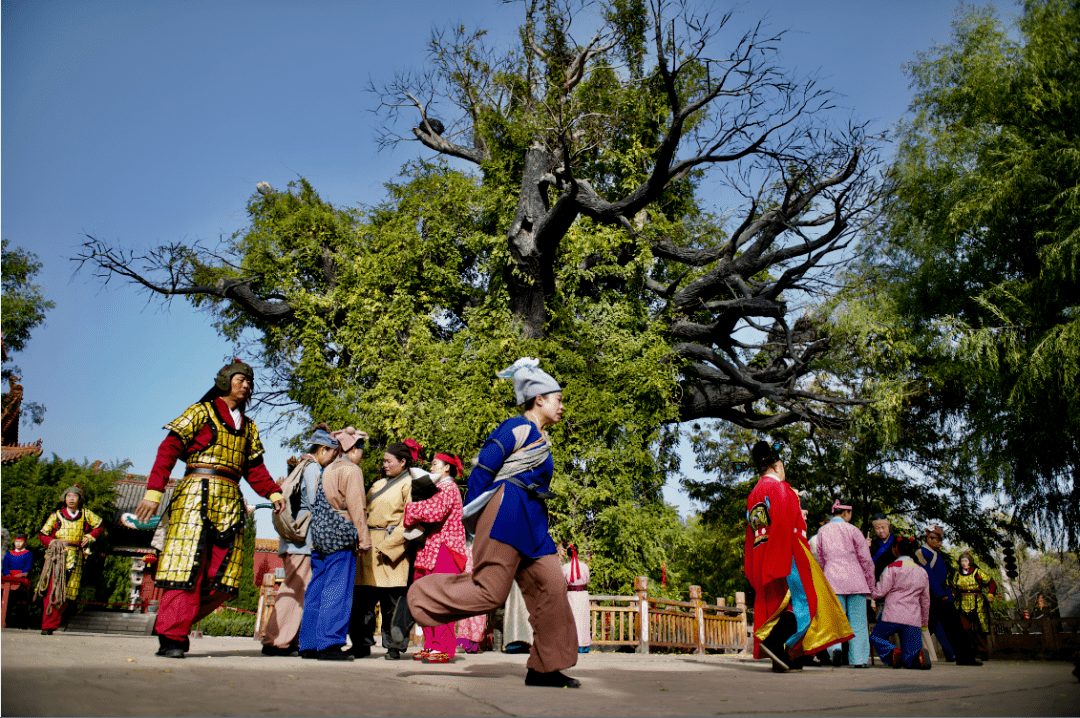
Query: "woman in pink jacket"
870 537 931 669
813 499 875 667
402 452 467 663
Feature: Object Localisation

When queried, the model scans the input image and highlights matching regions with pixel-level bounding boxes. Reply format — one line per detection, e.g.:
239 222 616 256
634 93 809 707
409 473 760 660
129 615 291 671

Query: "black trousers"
761 611 798 661
350 585 413 652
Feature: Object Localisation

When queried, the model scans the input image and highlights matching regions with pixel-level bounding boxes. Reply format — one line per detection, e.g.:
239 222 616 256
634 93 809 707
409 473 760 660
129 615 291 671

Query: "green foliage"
1 239 55 357
197 609 256 637
1 454 131 613
864 0 1080 548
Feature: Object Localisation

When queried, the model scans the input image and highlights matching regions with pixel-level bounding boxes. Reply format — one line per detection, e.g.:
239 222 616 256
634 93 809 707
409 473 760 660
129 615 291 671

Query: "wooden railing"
589 577 747 654
989 616 1080 660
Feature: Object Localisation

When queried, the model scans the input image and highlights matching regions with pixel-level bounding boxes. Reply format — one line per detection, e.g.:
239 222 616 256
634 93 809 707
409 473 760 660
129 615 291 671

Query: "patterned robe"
949 567 997 635
744 474 853 659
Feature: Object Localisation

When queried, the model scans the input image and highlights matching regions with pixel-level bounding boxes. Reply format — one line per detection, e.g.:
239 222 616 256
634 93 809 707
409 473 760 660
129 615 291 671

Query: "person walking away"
299 427 370 660
350 440 418 659
560 544 591 653
813 499 875 668
407 357 580 688
744 441 853 673
870 536 932 669
261 439 330 656
401 452 468 663
37 486 105 634
948 551 997 661
132 359 286 658
4 532 34 629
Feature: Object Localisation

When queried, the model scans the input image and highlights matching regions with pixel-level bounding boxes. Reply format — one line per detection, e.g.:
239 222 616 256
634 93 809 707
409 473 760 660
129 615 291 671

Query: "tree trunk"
506 146 560 339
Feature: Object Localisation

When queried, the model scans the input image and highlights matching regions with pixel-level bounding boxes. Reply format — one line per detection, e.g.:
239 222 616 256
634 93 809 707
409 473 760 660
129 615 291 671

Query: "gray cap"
307 428 340 449
497 357 561 405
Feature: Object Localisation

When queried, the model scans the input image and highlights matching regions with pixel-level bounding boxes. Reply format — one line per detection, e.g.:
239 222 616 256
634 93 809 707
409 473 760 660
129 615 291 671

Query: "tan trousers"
407 487 577 673
262 553 311 649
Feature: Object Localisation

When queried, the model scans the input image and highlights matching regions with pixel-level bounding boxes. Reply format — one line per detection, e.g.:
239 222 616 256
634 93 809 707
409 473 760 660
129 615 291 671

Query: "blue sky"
2 0 1011 536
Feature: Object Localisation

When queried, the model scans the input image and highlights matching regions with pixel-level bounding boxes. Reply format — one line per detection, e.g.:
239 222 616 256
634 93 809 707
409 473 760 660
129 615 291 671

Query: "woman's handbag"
309 473 358 554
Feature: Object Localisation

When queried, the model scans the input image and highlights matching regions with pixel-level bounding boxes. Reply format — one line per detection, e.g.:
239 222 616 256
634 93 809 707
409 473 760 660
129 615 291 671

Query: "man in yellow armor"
133 359 285 658
38 485 105 634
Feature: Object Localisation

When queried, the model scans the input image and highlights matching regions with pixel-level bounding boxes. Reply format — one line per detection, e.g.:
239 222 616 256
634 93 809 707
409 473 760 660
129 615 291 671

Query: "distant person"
401 451 468 663
299 426 371 660
133 359 286 658
37 486 105 634
948 551 997 661
916 525 980 666
560 544 591 653
261 432 333 657
407 357 580 688
870 536 931 669
743 441 853 672
813 499 875 668
869 514 896 582
3 532 35 629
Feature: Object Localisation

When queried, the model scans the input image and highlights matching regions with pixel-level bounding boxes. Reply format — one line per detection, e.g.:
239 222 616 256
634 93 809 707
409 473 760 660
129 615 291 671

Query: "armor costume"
154 401 266 591
40 508 104 600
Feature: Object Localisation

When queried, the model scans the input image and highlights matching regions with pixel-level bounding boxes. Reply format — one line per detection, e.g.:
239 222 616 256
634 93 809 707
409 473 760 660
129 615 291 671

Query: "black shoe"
157 636 187 657
40 629 53 635
525 669 581 688
956 657 983 666
160 647 185 659
300 649 319 659
317 648 355 661
349 645 371 659
262 645 298 657
384 648 401 660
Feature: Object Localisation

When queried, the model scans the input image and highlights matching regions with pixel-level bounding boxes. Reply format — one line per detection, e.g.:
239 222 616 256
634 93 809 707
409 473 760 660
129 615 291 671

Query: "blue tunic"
3 549 34 576
917 547 953 601
465 416 556 559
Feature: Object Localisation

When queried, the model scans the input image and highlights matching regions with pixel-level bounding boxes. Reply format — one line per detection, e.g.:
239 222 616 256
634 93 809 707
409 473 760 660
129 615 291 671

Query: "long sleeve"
853 527 876 592
345 467 371 551
872 566 893 601
39 512 60 546
403 484 455 526
244 458 282 500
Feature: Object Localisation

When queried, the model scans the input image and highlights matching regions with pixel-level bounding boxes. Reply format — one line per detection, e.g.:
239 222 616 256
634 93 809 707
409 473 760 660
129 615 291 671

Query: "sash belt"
567 585 589 592
499 475 554 501
186 467 241 483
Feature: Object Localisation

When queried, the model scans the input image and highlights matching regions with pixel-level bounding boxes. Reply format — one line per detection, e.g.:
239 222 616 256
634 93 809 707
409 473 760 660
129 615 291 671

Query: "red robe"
744 474 852 659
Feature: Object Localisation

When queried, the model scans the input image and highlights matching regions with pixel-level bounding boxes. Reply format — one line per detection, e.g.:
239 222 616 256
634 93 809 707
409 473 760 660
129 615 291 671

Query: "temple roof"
1 440 43 465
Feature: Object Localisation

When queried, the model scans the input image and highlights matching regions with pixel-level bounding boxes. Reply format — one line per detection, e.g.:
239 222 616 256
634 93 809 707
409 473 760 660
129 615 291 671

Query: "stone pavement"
2 630 1078 716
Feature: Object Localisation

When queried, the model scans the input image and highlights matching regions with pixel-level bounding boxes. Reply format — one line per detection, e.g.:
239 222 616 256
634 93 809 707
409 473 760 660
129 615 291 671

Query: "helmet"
214 359 255 392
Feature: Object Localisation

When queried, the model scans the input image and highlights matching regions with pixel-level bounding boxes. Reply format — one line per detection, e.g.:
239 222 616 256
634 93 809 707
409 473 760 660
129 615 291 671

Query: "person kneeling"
870 536 932 669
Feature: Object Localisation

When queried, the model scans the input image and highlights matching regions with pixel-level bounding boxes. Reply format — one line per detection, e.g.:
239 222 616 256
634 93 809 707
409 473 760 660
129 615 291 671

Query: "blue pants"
829 593 869 666
299 549 356 652
871 621 924 667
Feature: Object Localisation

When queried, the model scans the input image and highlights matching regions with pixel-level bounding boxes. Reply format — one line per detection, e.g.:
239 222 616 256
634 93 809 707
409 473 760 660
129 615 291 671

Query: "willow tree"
77 0 882 590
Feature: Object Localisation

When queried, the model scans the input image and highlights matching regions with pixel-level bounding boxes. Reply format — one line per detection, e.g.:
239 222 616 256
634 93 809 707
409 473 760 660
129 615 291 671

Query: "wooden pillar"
254 572 276 640
635 576 649 654
735 591 749 653
690 585 705 654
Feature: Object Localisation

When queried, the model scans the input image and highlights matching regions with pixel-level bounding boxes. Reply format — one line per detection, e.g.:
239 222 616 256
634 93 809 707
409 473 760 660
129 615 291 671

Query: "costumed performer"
37 486 105 634
4 532 35 629
870 536 932 669
948 551 997 661
560 544 591 653
132 359 286 658
813 498 875 667
916 525 980 666
401 451 468 663
407 357 580 688
300 426 371 660
261 435 331 657
350 440 419 659
744 440 853 673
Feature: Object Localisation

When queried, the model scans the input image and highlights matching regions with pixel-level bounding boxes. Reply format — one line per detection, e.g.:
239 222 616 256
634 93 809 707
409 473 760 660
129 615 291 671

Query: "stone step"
63 611 155 635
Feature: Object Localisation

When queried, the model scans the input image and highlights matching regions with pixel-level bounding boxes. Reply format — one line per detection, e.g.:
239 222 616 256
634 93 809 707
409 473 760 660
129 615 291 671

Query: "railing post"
735 591 748 653
635 576 649 654
690 585 705 654
254 572 276 640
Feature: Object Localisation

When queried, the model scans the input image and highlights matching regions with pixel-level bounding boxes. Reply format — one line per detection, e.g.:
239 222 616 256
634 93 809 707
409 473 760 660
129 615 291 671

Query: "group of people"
126 356 584 688
743 440 998 673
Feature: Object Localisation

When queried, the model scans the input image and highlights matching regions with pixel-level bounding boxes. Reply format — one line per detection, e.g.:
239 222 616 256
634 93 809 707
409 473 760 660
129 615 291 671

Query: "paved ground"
3 630 1078 716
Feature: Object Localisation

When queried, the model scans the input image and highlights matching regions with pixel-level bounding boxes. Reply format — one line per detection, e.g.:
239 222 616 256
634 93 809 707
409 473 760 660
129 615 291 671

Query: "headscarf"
567 544 582 583
434 452 464 478
497 357 561 405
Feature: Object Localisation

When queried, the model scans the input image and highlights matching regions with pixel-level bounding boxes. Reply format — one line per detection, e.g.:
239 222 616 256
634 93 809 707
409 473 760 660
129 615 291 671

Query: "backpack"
272 457 315 544
309 472 359 554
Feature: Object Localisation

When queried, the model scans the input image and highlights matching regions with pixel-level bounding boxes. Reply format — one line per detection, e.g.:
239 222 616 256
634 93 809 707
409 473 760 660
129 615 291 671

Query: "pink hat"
332 426 368 453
